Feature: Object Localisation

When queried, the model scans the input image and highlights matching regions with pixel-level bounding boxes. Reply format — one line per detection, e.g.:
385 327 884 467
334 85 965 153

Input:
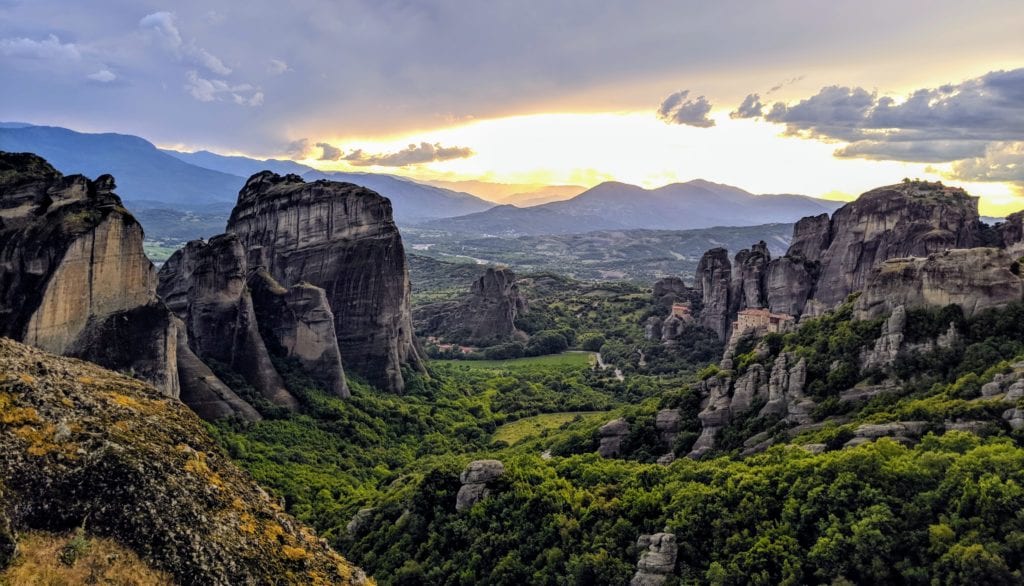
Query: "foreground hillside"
0 338 369 585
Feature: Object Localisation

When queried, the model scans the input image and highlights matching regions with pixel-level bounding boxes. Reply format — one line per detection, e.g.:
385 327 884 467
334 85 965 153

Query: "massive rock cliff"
694 248 732 339
226 172 423 393
807 182 980 310
415 267 528 345
688 182 985 339
0 152 178 396
854 247 1023 319
157 236 301 409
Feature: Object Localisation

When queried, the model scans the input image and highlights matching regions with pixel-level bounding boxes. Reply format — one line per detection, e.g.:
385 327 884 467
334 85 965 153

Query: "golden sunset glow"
297 110 1024 216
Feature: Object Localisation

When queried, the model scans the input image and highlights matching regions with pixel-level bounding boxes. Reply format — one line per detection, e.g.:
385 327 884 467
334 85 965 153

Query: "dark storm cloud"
657 90 715 127
759 69 1024 149
342 142 474 167
743 68 1024 184
730 94 764 119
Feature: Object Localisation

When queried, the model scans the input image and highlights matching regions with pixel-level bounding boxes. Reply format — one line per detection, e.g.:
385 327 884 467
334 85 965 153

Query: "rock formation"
456 459 505 511
597 418 630 458
652 277 691 308
854 248 1023 320
248 268 349 397
414 267 528 345
689 352 813 458
0 337 368 585
730 241 771 312
694 248 732 339
768 182 981 317
158 236 300 409
999 211 1024 254
630 533 677 586
0 152 178 397
226 171 424 393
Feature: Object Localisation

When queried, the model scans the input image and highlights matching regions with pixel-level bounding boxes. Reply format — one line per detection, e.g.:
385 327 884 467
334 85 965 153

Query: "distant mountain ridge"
422 179 843 235
0 124 243 206
0 124 494 225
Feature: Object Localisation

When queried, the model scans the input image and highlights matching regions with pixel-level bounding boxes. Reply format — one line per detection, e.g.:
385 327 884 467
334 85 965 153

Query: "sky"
2 1 1024 214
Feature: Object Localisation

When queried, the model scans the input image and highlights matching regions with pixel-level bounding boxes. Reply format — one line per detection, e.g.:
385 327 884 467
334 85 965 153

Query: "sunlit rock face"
854 248 1023 320
799 182 982 312
0 152 178 397
226 172 424 393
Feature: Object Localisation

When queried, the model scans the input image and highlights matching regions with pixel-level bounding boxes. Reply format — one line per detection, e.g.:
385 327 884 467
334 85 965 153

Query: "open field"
492 411 611 444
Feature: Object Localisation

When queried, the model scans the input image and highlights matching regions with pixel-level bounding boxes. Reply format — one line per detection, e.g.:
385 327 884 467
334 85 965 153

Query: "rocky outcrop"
630 533 677 586
158 236 299 410
652 277 690 308
0 337 368 585
456 460 505 511
854 248 1023 320
999 211 1024 254
860 306 907 370
226 172 423 393
248 269 348 398
730 241 771 312
174 332 261 421
759 354 814 424
694 248 732 339
690 352 813 458
0 152 178 397
597 418 630 458
797 182 981 312
415 267 528 345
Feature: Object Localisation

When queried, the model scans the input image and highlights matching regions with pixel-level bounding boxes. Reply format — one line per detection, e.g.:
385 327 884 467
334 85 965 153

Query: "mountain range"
1 123 844 240
420 180 844 235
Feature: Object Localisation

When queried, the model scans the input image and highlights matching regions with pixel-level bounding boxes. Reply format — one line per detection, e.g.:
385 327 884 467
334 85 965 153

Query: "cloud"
268 59 290 75
738 68 1024 185
316 142 342 160
342 142 475 166
184 70 262 106
284 138 312 158
0 34 80 60
730 93 764 119
948 142 1024 183
86 68 116 83
140 11 231 75
767 75 805 94
657 90 715 127
139 12 183 51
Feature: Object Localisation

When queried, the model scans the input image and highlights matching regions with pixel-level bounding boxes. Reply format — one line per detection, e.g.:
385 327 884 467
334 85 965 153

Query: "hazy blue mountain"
303 170 493 224
165 149 495 224
162 149 316 178
422 179 843 235
0 124 244 206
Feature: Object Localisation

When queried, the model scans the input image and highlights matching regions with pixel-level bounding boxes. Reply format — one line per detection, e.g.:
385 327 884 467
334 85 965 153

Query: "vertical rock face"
597 418 630 458
467 267 528 342
786 213 831 262
248 269 349 398
630 533 677 586
694 248 732 339
805 182 981 310
415 267 528 345
652 277 691 307
854 248 1024 320
157 236 299 409
0 152 178 397
730 241 771 312
455 460 505 512
226 172 423 393
998 211 1024 253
